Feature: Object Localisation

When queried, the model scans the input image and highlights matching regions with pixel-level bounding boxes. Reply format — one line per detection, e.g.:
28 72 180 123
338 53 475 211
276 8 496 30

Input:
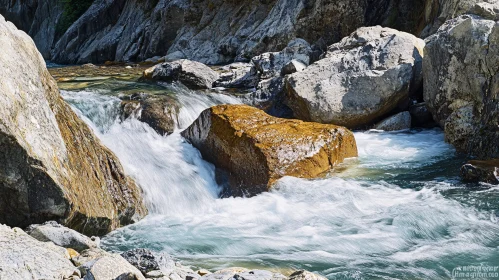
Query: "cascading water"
60 80 499 279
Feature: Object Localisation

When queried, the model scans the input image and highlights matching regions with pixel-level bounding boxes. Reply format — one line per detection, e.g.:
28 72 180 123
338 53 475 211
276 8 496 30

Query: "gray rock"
461 160 499 184
26 221 99 251
285 26 424 128
81 254 146 280
471 1 499 20
244 77 293 118
281 59 307 76
214 63 259 88
143 59 219 89
200 269 286 280
423 15 499 158
72 248 110 267
121 248 162 275
252 38 311 79
0 14 146 236
374 112 412 131
288 270 327 280
0 224 76 279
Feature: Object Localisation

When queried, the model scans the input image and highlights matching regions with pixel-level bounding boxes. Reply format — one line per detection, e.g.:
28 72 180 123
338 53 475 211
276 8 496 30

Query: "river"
57 73 499 279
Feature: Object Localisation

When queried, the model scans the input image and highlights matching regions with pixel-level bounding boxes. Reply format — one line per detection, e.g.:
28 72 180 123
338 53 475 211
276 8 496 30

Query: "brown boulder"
461 160 499 185
181 105 358 196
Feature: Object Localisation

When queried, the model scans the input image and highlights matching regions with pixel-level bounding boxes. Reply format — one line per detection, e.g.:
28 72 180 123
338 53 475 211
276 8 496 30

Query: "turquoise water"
60 79 499 279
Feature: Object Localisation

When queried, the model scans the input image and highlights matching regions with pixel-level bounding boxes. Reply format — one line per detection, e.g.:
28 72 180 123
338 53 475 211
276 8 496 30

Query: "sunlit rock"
285 26 424 128
182 104 358 196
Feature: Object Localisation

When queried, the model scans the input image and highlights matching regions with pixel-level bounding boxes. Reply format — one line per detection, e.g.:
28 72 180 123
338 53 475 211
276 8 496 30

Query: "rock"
251 38 312 79
200 269 286 280
120 94 180 136
213 63 259 88
408 102 435 127
197 269 211 276
26 221 99 251
244 77 293 118
374 112 412 131
181 104 358 196
0 224 76 279
0 16 147 235
80 254 146 280
423 15 499 159
120 248 162 275
0 15 146 235
72 248 110 267
67 248 80 259
285 26 424 128
145 270 165 278
288 270 327 280
143 60 219 89
461 160 499 184
472 1 499 20
281 59 307 76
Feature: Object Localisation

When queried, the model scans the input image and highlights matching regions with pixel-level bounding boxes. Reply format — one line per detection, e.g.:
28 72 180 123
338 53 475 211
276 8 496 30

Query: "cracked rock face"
181 104 358 196
423 15 499 159
285 26 424 128
0 15 146 235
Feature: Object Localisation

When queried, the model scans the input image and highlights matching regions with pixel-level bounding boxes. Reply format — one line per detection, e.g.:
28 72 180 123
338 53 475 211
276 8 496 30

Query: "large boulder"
0 15 146 235
181 104 358 196
423 15 499 158
0 224 77 279
285 26 424 128
26 221 99 251
213 63 259 88
143 59 219 89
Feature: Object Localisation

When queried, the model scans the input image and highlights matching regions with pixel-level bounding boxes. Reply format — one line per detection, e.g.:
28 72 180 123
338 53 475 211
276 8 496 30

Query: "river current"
59 76 499 279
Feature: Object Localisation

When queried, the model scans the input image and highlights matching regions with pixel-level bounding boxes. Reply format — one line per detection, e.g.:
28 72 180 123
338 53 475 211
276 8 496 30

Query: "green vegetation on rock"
56 0 94 37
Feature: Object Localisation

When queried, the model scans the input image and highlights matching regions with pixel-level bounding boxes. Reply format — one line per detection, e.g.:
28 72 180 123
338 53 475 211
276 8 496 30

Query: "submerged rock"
0 15 146 235
26 221 99 251
143 59 219 89
374 112 412 131
423 15 499 159
120 93 180 136
285 26 424 128
182 104 358 196
0 224 76 279
461 160 499 184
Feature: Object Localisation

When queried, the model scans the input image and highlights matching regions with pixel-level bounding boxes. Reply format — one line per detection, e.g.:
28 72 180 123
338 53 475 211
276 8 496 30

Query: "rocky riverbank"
1 222 327 280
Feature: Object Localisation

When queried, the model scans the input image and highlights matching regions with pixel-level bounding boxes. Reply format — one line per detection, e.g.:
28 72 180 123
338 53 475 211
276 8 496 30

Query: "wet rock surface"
182 104 358 196
461 159 499 184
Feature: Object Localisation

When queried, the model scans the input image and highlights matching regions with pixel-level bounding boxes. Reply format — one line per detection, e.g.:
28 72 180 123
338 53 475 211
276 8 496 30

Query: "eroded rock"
214 63 259 88
285 26 424 128
181 104 358 196
80 254 146 280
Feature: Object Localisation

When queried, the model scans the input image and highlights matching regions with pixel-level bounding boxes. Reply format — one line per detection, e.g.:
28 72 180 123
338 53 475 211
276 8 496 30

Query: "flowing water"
58 74 499 280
